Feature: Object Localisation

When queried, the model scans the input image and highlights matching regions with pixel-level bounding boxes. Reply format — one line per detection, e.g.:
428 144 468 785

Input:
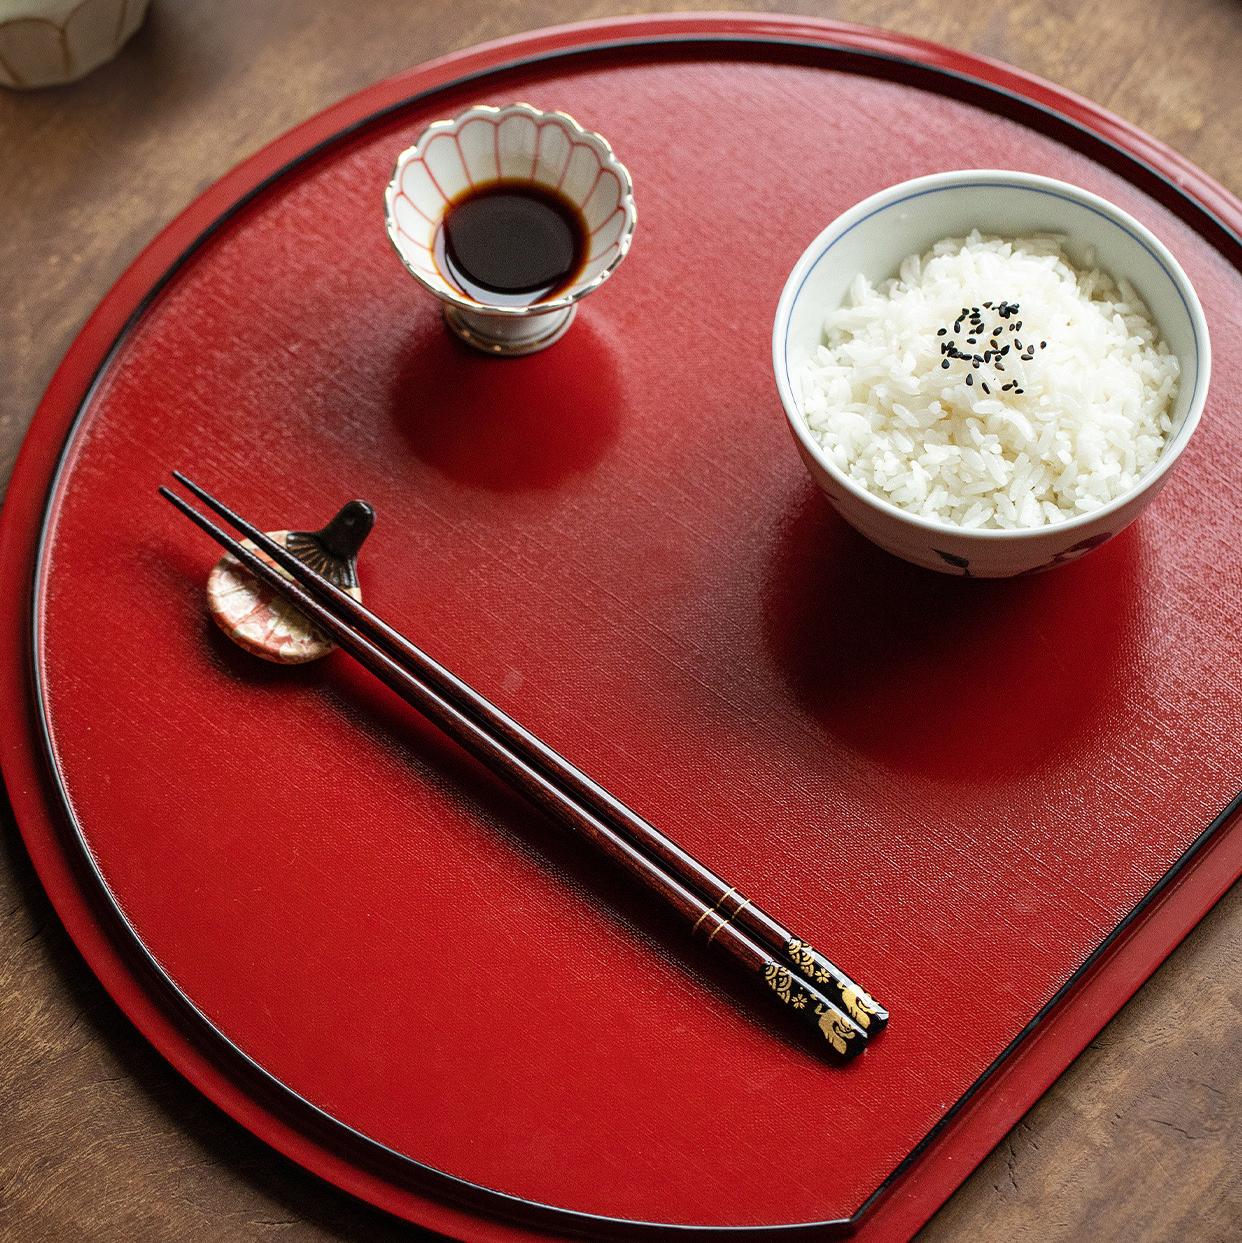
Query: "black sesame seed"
966 374 974 386
967 337 977 344
1041 341 1048 349
937 327 947 335
941 359 950 369
981 382 991 394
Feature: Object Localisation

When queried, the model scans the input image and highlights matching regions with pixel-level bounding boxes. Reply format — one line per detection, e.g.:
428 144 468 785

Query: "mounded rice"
795 231 1179 528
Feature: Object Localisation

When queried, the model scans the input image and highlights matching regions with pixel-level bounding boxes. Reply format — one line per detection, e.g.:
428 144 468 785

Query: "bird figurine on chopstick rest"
206 500 374 664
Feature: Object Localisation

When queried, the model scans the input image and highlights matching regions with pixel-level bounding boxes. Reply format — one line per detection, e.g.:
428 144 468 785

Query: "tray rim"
2 14 1240 1241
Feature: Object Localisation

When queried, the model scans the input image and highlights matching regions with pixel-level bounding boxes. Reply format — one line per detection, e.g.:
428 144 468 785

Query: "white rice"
795 231 1179 528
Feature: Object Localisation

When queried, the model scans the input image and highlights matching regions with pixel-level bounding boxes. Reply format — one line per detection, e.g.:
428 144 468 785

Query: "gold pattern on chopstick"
705 896 751 944
692 886 741 939
816 1006 855 1056
786 938 882 1028
839 983 882 1029
786 938 817 975
764 962 795 1003
786 937 833 985
763 963 858 1051
690 906 717 936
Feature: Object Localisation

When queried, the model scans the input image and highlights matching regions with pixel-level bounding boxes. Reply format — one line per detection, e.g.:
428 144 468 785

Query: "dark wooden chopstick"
171 472 888 1037
161 480 874 1059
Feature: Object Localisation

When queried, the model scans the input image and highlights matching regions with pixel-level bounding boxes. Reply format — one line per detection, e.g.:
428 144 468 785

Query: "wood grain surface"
1 2 1239 1240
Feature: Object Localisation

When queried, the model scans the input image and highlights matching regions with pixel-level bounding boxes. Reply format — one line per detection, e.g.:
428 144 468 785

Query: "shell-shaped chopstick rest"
207 500 375 664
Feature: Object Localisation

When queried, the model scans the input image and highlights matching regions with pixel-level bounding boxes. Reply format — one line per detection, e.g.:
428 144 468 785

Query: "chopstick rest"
206 501 373 663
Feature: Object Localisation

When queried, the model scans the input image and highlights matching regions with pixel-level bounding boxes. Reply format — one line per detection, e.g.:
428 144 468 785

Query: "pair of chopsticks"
161 473 887 1059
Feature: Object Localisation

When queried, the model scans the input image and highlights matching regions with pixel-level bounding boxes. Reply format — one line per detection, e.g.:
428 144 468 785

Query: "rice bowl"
772 171 1210 577
794 231 1179 530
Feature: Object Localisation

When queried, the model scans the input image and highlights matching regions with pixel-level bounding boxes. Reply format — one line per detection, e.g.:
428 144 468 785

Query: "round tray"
2 14 1240 1242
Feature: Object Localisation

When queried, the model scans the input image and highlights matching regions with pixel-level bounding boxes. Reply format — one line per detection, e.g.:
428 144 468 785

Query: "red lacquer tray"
2 14 1240 1241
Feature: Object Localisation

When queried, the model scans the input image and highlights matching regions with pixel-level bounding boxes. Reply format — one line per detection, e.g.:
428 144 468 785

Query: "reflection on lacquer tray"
311 658 844 1064
763 484 1144 782
387 315 622 492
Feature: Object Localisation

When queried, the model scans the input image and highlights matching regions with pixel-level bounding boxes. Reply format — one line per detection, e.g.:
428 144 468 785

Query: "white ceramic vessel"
772 170 1210 577
385 102 637 355
0 0 149 88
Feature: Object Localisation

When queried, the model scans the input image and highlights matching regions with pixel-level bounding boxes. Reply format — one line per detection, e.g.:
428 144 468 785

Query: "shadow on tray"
764 484 1145 782
387 315 622 492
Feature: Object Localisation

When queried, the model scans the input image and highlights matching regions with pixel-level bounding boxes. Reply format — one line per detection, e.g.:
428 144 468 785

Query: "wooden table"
1 2 1238 1239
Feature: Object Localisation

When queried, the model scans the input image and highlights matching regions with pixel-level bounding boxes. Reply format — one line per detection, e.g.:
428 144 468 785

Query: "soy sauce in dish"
435 181 587 307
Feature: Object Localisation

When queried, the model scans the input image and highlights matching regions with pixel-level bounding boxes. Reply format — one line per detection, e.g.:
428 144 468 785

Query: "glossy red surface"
2 16 1240 1241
